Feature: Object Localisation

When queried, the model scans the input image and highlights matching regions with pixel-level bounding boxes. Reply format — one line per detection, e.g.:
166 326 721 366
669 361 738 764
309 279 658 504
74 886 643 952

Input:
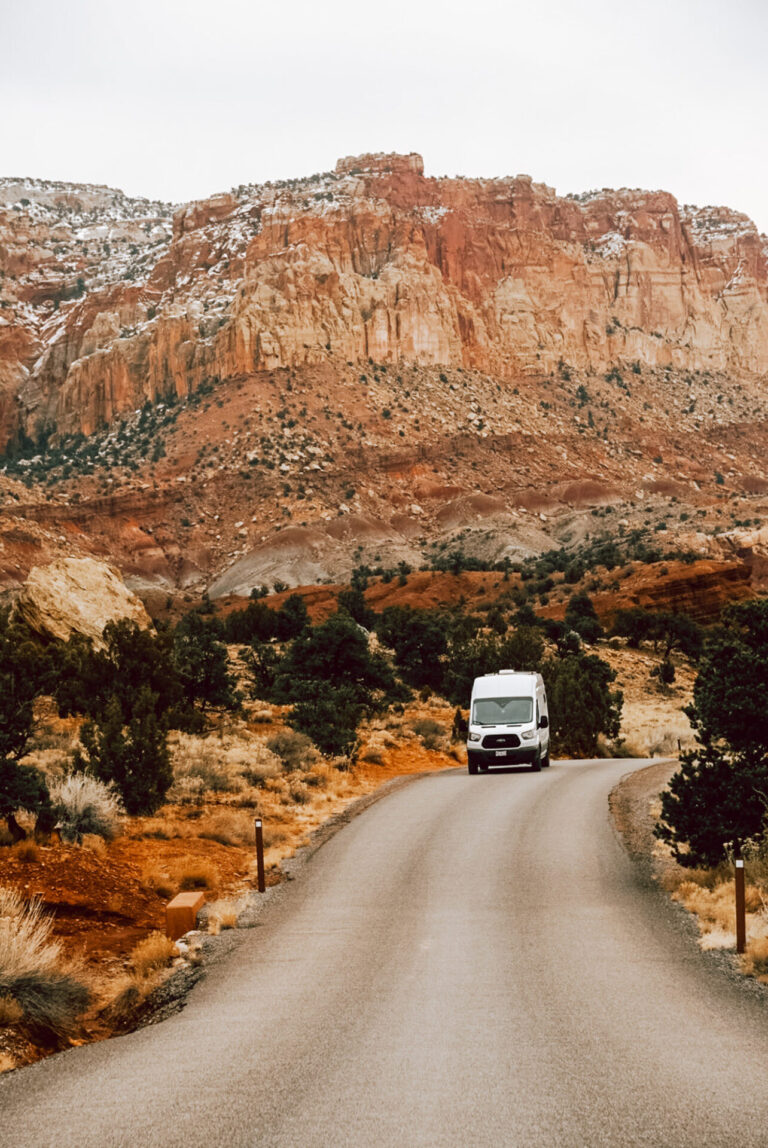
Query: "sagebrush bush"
266 728 318 771
171 746 242 796
49 773 124 842
0 887 91 1038
411 718 446 751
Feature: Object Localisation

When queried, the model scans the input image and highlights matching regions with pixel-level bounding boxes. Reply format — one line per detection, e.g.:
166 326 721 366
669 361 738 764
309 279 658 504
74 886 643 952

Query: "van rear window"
472 697 533 725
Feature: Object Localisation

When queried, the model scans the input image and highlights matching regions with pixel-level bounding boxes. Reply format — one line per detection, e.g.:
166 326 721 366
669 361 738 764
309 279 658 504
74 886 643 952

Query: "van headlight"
468 732 481 742
521 730 535 740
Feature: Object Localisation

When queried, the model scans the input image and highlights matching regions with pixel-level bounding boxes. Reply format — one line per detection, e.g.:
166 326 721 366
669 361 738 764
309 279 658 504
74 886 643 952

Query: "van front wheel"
468 757 479 776
542 751 550 768
531 753 542 773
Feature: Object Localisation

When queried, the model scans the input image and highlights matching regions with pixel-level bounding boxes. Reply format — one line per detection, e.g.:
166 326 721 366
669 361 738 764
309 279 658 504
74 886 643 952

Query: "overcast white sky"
3 0 767 230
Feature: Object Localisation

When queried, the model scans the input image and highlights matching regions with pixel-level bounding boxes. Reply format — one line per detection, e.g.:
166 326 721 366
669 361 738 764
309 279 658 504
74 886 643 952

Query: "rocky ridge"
2 152 767 445
0 153 766 598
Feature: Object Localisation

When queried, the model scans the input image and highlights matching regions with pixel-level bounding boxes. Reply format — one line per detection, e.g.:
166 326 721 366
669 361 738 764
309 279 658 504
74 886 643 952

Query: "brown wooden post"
255 818 265 894
735 859 746 954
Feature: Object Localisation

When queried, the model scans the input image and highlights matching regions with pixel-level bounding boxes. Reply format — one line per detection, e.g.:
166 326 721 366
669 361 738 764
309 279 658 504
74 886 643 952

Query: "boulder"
15 557 152 646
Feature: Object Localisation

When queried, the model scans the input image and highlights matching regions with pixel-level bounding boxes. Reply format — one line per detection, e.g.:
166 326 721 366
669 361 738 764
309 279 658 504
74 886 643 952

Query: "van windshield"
472 697 533 726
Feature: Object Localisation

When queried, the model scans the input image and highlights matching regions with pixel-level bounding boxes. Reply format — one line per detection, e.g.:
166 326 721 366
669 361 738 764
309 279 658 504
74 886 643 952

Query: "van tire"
468 758 479 775
542 751 550 768
531 753 542 773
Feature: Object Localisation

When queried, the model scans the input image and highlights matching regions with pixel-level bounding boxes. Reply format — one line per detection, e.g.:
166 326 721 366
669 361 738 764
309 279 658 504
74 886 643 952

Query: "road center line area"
4 760 768 1147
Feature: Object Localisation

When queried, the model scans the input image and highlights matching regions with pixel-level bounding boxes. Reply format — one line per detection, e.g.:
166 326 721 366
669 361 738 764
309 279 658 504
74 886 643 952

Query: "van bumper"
467 746 538 767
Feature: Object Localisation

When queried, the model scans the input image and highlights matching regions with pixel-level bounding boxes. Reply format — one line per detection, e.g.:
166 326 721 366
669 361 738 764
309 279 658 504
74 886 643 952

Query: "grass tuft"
129 932 176 978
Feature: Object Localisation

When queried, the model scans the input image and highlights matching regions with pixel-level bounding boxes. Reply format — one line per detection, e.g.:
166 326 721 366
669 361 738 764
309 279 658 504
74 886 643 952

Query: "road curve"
4 759 768 1147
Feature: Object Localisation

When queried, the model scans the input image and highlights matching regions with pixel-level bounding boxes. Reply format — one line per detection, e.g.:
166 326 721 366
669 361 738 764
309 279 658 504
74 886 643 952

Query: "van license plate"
495 750 506 757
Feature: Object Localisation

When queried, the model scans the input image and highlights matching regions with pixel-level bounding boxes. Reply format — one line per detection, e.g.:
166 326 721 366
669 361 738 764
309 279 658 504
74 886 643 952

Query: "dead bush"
361 749 385 765
129 932 176 979
267 729 318 772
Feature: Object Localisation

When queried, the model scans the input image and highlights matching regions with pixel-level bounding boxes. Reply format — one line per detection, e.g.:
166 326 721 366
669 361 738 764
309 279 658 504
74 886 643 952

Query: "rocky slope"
0 153 767 597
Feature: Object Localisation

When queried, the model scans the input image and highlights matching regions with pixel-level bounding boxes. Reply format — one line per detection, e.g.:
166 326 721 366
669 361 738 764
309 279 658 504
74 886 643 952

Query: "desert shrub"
266 728 318 771
411 718 446 751
49 773 124 842
361 749 385 765
176 859 219 891
129 932 176 978
172 745 242 795
140 864 175 899
240 756 281 787
288 781 311 805
13 839 39 862
207 899 241 932
0 887 91 1039
197 810 254 846
742 936 768 977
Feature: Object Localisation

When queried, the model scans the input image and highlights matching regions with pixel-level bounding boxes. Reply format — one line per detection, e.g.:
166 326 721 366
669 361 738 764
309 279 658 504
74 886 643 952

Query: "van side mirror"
539 715 549 729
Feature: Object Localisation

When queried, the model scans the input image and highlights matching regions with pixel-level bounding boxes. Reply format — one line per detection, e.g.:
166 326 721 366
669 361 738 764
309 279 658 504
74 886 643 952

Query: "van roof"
472 671 541 698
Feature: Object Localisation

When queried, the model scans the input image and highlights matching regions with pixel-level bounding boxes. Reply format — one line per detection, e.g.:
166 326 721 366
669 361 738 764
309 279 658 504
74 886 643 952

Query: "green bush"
73 689 172 815
655 600 768 865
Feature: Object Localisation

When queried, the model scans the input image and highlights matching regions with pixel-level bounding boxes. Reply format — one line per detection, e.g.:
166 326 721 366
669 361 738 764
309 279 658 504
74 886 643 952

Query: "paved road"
4 759 768 1147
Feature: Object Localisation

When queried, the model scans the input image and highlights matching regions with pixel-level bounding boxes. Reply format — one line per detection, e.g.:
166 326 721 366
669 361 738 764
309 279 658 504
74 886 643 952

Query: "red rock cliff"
1 157 767 443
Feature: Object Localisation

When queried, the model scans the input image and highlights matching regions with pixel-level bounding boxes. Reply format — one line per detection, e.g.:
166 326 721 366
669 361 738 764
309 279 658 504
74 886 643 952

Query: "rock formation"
15 556 152 645
1 155 766 445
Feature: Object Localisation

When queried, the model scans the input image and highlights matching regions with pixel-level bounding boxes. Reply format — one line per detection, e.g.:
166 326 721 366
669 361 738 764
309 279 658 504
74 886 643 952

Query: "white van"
467 670 550 774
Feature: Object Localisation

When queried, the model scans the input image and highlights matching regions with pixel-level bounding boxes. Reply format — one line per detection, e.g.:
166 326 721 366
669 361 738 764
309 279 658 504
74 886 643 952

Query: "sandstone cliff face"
1 156 767 446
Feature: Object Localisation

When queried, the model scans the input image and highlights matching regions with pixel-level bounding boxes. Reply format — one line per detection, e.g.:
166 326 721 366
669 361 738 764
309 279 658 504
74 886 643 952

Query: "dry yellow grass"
673 878 765 951
196 810 255 847
207 899 241 934
0 1053 16 1073
176 858 220 891
128 932 177 978
742 936 768 977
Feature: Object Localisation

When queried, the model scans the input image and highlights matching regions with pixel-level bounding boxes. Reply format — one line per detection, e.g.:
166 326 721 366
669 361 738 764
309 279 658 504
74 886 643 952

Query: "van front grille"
482 733 521 749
